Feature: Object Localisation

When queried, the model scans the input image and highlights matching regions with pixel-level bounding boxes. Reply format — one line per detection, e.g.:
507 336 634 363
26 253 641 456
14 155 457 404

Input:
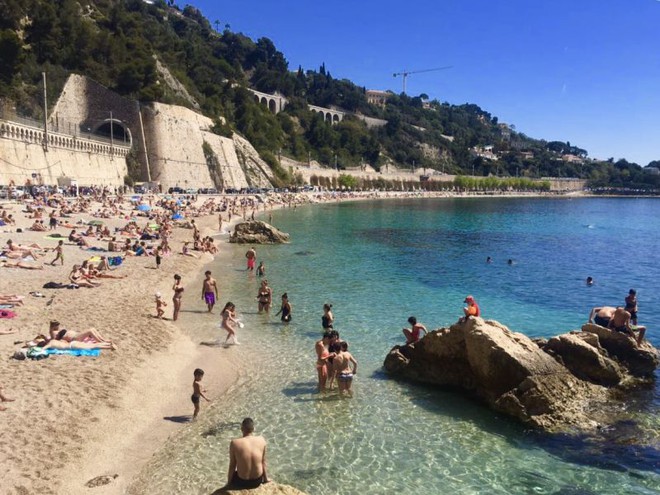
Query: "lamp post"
334 153 338 171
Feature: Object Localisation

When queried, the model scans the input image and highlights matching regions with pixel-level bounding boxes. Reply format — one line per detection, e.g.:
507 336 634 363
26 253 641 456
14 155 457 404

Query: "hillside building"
366 90 392 108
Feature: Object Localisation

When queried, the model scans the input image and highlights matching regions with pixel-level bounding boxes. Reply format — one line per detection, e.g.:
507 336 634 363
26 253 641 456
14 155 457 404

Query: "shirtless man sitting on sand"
227 417 269 489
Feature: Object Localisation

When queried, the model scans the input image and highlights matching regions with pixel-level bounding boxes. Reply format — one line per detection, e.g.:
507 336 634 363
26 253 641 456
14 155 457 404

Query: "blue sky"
190 0 660 165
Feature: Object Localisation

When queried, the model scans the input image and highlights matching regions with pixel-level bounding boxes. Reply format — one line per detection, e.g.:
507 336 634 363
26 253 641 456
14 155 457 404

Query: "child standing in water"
191 368 209 420
221 302 241 345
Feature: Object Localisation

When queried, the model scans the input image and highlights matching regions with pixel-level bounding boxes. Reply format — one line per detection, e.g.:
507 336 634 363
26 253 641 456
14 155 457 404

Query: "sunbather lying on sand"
48 320 112 344
3 239 42 259
0 259 44 270
28 336 116 351
0 295 24 305
68 229 91 247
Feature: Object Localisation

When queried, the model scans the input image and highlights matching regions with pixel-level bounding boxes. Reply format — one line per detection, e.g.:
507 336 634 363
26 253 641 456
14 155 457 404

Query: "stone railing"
0 118 131 158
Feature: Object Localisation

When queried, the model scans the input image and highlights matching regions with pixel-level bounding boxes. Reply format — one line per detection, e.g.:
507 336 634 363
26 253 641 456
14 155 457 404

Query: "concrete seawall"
0 118 129 186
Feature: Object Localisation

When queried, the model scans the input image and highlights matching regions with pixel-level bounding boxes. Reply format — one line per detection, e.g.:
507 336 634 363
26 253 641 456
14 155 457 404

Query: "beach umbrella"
172 213 184 220
137 204 152 212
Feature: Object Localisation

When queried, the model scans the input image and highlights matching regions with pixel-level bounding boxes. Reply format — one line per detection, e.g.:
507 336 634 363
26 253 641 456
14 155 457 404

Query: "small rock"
85 474 118 488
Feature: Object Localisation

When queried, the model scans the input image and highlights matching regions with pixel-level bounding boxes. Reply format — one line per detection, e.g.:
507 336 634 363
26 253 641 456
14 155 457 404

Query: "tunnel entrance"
91 119 132 145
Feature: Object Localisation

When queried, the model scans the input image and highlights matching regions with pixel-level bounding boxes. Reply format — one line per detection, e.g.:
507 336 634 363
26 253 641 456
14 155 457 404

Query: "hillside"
1 0 658 191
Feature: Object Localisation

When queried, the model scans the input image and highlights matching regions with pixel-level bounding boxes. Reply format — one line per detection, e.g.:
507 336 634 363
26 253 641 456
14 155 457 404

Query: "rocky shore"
384 317 659 432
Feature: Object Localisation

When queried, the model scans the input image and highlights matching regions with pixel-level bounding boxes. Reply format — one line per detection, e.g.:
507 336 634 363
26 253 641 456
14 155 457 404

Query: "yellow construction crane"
393 66 453 94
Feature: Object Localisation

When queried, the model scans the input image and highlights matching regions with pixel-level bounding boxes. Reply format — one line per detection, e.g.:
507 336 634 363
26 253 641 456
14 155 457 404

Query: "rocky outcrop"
384 318 659 432
580 323 659 376
542 332 625 386
210 482 307 495
229 221 290 244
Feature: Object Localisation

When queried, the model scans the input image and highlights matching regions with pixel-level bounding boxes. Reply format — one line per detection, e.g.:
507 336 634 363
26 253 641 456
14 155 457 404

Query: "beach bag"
43 281 66 289
108 256 123 266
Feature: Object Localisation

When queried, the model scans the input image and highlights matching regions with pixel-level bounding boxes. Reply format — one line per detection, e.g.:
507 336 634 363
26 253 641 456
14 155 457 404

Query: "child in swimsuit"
191 368 209 420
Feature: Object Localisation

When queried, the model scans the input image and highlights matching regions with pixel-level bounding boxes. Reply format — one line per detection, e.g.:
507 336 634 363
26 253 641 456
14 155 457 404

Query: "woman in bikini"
28 336 116 351
48 320 112 344
221 302 240 345
69 265 100 288
315 332 335 392
256 280 272 313
172 274 184 321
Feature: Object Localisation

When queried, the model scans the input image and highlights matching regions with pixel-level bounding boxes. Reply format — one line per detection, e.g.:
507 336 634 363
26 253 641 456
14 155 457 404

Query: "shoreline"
57 211 259 494
0 189 636 494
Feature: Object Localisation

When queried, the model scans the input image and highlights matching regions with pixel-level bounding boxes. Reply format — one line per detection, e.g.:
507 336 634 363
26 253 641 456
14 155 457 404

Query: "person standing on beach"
227 418 269 489
191 368 209 421
218 213 223 232
625 289 638 325
172 274 184 321
155 292 167 319
201 270 219 313
246 247 256 271
48 210 58 230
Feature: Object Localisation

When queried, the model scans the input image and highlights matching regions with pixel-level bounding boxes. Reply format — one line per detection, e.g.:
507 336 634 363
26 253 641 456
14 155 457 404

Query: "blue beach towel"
44 348 101 357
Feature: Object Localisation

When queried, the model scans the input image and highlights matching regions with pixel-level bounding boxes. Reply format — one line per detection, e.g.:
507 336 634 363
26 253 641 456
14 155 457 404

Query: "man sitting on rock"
608 307 646 346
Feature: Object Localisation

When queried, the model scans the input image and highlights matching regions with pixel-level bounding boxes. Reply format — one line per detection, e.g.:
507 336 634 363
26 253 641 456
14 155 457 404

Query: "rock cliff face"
229 221 290 244
384 318 659 432
3 74 278 189
142 102 275 190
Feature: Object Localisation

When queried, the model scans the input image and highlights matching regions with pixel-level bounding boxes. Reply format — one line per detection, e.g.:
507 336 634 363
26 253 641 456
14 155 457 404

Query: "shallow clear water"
132 197 660 494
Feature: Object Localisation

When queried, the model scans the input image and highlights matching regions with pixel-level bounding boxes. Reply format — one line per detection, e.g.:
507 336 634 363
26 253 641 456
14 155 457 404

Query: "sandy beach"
0 188 568 495
0 192 248 495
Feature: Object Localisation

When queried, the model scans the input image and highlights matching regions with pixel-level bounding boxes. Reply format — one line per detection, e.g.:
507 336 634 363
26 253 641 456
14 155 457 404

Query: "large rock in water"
229 221 290 244
384 317 659 432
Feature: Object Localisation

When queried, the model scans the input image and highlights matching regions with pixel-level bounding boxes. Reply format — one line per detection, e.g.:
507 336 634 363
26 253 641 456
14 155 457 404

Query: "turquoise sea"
132 197 660 494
